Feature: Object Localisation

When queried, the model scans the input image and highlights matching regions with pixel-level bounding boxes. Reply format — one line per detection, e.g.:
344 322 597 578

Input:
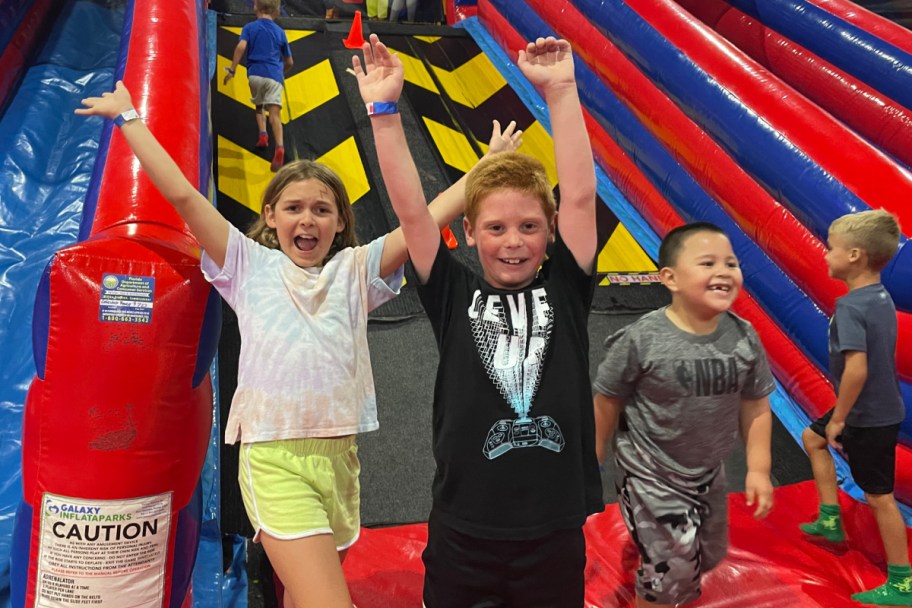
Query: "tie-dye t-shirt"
202 224 403 444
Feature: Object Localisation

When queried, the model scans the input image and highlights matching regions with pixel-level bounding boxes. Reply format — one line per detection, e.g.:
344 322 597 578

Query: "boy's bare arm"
283 54 293 73
594 393 624 465
826 350 867 449
354 35 450 281
380 120 522 274
224 40 248 84
518 37 597 271
740 396 773 518
75 81 229 267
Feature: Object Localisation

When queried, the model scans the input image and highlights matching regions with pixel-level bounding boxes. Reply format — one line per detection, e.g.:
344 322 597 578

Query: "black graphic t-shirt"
417 235 604 541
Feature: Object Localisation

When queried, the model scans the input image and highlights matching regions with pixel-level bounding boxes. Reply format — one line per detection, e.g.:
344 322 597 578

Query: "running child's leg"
276 546 352 607
266 103 283 149
617 468 706 607
851 493 912 606
847 423 911 606
265 103 284 171
800 413 844 541
696 467 729 574
263 533 352 608
255 105 268 147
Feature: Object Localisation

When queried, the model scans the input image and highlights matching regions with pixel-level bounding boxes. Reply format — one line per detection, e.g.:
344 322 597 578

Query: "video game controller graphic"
482 415 565 459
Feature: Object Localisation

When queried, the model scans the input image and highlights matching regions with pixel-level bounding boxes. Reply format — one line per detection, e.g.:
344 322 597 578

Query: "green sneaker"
851 579 912 605
799 514 845 542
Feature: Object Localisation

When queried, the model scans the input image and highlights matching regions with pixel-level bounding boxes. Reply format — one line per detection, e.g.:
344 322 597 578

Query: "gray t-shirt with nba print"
593 308 775 478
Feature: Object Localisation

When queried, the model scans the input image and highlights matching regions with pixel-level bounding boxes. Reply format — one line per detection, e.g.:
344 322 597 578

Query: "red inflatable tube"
18 0 214 606
674 0 912 171
805 0 912 56
522 0 842 314
621 0 912 381
623 0 912 236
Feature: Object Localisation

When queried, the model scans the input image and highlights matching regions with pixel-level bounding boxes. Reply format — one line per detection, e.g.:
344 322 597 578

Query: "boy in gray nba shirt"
593 222 775 607
800 210 910 606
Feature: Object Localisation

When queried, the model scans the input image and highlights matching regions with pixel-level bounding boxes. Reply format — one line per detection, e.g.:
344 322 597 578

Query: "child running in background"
223 0 293 172
593 222 775 608
799 210 911 606
76 81 519 608
354 34 603 606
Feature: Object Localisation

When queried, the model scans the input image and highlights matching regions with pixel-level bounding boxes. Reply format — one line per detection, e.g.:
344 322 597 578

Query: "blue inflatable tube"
726 0 912 113
487 0 832 368
570 0 912 311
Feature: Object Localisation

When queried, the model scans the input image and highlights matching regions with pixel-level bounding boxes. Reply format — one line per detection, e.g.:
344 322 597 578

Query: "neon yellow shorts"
238 436 361 550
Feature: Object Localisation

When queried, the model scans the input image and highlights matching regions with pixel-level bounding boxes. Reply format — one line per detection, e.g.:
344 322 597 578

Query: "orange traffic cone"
442 225 458 249
343 11 365 49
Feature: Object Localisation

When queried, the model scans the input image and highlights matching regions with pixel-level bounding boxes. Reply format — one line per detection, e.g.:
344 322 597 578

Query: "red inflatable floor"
342 481 912 607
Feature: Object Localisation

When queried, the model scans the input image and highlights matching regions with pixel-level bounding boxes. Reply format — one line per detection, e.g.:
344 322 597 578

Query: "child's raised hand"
486 119 522 155
352 34 404 105
74 80 134 120
517 37 575 91
744 471 773 519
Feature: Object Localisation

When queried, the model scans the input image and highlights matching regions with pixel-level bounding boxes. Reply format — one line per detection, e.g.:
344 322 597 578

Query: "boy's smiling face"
463 189 554 291
661 230 743 319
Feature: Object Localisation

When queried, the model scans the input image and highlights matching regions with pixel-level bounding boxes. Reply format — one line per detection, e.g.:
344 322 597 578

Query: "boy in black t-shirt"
354 34 603 606
800 209 910 606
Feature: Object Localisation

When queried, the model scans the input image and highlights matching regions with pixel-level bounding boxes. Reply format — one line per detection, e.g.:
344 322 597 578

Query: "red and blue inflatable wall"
464 0 912 512
9 0 220 606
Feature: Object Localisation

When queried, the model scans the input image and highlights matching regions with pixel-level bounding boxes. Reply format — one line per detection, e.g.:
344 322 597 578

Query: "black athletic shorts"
809 409 900 495
422 514 586 608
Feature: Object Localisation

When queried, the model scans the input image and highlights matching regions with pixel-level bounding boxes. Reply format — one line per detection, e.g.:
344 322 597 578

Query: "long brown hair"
246 160 358 265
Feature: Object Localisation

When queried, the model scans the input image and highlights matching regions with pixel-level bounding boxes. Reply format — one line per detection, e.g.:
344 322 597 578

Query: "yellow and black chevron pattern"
382 34 657 281
212 24 655 280
214 25 377 235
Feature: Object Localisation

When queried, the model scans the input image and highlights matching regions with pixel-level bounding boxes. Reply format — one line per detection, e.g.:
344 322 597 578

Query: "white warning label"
35 492 172 608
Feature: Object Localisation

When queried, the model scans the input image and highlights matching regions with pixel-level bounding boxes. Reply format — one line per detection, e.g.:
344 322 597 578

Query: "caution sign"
35 492 172 608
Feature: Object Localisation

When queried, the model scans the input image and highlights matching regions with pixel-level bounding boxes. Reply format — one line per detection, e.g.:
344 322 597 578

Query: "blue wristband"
366 101 399 117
